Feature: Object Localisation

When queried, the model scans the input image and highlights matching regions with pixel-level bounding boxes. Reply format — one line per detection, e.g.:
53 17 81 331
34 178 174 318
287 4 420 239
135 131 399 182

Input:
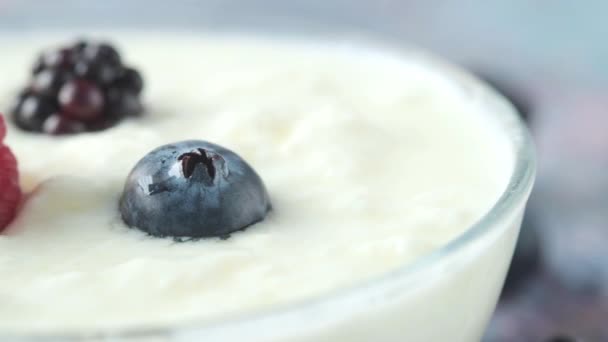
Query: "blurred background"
1 1 606 341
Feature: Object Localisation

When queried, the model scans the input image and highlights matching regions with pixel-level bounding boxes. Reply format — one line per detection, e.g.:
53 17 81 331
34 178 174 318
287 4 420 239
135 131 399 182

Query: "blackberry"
74 60 120 85
31 69 71 96
33 48 75 74
106 89 143 119
116 68 143 94
11 92 57 131
58 79 105 122
42 114 86 135
12 39 144 135
82 43 121 66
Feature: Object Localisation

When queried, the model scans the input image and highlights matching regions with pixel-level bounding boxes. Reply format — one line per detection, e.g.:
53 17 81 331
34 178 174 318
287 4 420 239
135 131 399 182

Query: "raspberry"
0 115 21 231
12 40 144 135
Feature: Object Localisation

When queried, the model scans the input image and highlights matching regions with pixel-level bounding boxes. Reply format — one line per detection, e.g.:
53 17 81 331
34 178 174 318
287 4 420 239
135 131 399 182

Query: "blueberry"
119 140 271 238
106 89 143 118
33 48 75 74
74 60 122 85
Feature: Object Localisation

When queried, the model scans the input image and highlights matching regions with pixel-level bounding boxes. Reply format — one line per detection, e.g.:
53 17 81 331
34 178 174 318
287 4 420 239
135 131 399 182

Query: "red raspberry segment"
0 115 21 231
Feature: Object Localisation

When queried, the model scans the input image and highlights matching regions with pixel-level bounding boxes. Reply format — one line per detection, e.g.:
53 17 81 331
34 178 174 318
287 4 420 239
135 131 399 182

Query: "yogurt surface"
0 32 513 333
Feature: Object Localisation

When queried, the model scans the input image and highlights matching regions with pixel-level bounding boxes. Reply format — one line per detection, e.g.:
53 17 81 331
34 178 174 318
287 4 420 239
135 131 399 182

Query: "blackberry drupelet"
12 40 144 135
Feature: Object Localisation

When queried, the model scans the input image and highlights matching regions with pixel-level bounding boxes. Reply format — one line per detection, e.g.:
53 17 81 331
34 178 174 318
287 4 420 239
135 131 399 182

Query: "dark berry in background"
58 79 105 122
11 39 144 135
11 92 56 132
42 114 86 135
33 48 75 73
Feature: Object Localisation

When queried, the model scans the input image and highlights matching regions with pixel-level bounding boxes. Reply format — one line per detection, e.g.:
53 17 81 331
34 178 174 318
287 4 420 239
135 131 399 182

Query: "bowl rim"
4 32 536 342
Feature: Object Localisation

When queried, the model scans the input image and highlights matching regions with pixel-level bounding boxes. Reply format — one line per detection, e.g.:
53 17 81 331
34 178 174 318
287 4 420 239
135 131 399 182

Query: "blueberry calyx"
178 148 221 180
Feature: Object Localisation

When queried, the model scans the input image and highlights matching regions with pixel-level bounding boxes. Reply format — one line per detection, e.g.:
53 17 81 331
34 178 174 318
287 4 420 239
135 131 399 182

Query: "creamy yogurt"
0 32 516 338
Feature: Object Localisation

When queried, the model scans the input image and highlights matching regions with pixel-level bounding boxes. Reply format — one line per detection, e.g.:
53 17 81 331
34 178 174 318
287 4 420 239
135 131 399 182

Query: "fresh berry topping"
11 93 57 131
31 69 70 96
106 90 143 118
13 39 144 135
119 140 271 239
116 68 143 94
86 117 118 132
34 48 75 73
0 115 21 232
82 43 121 66
58 79 105 121
42 114 86 135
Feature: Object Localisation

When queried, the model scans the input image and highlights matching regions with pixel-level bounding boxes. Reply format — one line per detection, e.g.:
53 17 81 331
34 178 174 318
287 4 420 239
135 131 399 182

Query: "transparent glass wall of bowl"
171 210 524 342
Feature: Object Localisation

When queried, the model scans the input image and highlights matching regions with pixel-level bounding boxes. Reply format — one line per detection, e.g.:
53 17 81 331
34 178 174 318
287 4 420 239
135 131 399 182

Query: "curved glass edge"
4 32 537 342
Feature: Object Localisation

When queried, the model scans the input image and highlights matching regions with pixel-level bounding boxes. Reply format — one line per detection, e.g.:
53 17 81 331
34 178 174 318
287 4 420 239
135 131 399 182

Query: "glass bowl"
1 1 536 341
